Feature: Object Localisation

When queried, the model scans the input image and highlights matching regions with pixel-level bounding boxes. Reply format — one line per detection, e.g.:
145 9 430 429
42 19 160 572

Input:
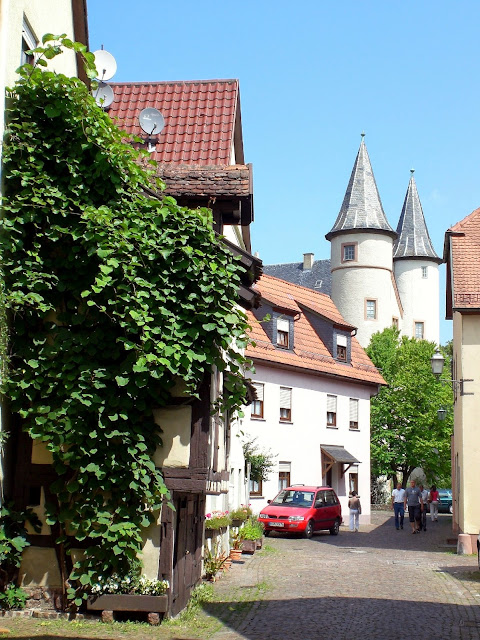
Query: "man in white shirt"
391 482 406 530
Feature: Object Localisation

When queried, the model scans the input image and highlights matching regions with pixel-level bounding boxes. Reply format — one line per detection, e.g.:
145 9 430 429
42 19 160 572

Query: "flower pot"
87 594 168 613
229 548 243 562
256 537 263 550
231 518 245 528
241 539 256 554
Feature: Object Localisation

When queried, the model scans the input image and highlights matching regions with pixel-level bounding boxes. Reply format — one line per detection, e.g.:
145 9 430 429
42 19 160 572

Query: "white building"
264 137 442 348
242 274 385 524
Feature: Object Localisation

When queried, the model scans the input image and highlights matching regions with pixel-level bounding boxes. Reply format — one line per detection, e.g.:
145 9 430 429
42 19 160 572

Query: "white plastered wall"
330 232 400 348
394 259 440 344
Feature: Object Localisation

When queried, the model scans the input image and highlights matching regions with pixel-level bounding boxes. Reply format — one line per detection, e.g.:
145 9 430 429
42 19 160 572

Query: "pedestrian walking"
391 482 405 530
429 484 439 522
404 480 423 533
348 491 361 532
419 484 429 531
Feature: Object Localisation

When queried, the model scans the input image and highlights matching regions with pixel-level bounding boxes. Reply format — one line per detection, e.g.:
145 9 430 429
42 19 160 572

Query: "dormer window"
276 317 290 349
336 334 347 362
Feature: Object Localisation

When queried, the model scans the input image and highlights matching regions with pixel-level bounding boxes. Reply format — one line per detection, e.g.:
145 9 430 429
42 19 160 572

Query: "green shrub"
238 516 264 541
0 584 28 610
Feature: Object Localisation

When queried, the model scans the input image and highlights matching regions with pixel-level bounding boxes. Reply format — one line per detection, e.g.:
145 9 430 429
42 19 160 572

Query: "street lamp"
437 408 447 421
430 350 473 396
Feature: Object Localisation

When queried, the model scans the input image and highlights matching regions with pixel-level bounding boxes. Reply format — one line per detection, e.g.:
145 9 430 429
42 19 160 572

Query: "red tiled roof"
445 207 480 314
247 275 385 387
107 80 240 165
155 164 251 198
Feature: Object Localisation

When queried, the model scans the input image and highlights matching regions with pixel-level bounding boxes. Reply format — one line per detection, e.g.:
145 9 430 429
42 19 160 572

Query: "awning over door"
321 445 360 477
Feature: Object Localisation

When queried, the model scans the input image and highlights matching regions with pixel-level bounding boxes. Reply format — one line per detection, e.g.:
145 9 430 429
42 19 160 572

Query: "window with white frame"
276 317 290 348
349 398 359 429
366 299 377 320
251 382 264 418
421 266 428 279
327 394 337 427
21 19 37 66
279 387 292 422
415 322 424 339
250 478 262 496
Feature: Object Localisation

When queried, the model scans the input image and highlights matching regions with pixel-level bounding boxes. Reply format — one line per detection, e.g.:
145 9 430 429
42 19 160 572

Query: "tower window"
422 266 428 279
415 322 424 339
366 299 377 320
341 242 357 263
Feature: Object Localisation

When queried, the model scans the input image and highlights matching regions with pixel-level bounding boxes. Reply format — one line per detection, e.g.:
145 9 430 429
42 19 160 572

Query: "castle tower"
393 171 442 344
326 137 400 348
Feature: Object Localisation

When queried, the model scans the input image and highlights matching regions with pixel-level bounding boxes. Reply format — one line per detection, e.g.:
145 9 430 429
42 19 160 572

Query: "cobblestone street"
208 510 480 640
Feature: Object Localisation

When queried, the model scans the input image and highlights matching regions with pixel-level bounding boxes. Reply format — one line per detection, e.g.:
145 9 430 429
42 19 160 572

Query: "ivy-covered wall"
0 37 252 605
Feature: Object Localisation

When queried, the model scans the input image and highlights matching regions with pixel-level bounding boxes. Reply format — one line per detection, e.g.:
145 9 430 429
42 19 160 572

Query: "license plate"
269 522 284 527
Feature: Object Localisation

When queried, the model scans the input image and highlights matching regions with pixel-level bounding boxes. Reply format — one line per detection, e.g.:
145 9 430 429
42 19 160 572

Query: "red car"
258 485 343 538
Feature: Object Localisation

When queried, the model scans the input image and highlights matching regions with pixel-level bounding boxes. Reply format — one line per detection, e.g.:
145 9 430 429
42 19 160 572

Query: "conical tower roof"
393 172 442 263
326 137 396 241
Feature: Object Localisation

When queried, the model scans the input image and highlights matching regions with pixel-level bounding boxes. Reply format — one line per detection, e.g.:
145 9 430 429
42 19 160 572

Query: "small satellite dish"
139 108 165 136
93 49 117 81
92 82 114 108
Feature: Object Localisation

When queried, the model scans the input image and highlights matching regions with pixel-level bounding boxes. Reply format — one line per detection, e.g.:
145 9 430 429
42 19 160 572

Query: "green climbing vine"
0 35 252 605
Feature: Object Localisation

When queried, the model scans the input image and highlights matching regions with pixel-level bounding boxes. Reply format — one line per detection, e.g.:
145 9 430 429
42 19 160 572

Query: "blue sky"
87 1 480 345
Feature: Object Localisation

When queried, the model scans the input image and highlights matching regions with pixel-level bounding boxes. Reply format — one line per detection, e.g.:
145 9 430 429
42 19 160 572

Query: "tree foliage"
242 436 276 482
366 328 453 487
0 36 252 604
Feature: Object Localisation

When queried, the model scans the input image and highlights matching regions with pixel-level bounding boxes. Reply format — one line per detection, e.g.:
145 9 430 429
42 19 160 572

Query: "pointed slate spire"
393 171 442 263
326 136 396 240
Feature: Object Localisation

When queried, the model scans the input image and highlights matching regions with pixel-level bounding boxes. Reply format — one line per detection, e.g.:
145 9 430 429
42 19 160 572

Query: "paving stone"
210 511 480 640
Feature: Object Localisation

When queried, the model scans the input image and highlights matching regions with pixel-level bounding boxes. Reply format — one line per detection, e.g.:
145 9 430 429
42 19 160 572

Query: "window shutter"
337 335 347 347
349 398 358 421
253 382 264 401
279 461 291 472
277 318 289 332
327 395 337 412
280 387 292 408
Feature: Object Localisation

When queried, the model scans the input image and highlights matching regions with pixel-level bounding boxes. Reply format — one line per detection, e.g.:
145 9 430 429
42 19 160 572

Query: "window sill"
279 420 293 425
349 428 360 432
327 425 338 429
250 417 266 421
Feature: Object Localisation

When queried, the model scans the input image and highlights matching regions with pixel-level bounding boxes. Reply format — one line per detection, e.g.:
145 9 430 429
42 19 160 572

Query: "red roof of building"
246 275 385 387
107 80 241 165
445 207 480 316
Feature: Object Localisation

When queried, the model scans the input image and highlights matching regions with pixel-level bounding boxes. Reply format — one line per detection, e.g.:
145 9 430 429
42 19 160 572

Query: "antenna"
92 49 117 81
93 82 114 108
139 108 165 152
91 48 117 110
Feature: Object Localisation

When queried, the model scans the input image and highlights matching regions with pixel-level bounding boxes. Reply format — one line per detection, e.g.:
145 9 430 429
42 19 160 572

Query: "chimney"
303 253 314 270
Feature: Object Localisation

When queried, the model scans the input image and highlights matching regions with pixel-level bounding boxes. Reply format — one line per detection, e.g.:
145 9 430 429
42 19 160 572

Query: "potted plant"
203 543 227 581
238 516 264 554
229 530 244 561
204 510 231 536
230 504 252 528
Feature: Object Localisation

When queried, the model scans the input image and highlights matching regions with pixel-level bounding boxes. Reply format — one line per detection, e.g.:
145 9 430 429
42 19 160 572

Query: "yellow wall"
454 313 480 535
153 406 192 468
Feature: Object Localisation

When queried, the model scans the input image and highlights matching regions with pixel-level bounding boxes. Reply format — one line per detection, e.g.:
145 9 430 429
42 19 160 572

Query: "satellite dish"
139 108 165 136
92 82 114 108
93 49 117 81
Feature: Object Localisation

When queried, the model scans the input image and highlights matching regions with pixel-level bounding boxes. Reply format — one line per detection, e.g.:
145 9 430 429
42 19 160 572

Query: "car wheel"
329 519 340 536
304 520 314 539
264 530 271 537
449 505 453 514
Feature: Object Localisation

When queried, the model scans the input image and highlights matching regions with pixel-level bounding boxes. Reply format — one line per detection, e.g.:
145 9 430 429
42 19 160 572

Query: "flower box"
241 539 256 554
87 594 168 613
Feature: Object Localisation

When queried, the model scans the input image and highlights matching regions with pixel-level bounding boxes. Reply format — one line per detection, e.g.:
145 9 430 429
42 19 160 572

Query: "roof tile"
107 79 239 165
247 275 385 386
